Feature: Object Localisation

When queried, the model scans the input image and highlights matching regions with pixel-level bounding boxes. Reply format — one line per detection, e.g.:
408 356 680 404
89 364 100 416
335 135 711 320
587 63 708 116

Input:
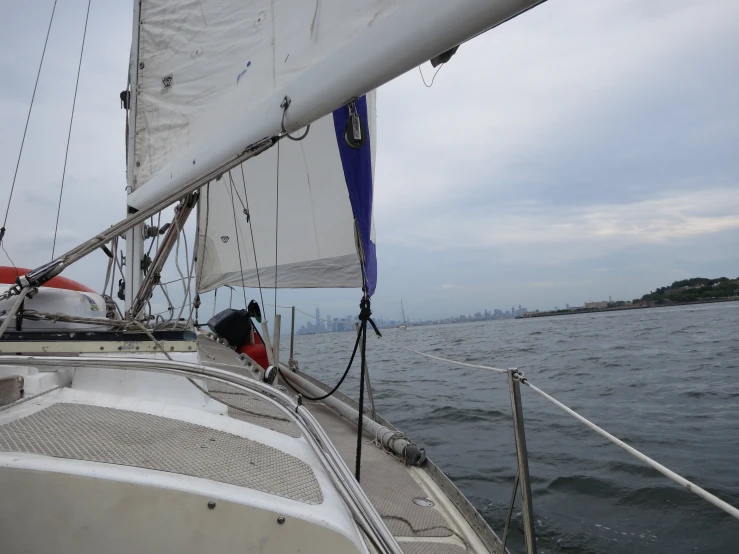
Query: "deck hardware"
207 501 216 509
412 498 435 507
277 516 285 524
280 96 310 141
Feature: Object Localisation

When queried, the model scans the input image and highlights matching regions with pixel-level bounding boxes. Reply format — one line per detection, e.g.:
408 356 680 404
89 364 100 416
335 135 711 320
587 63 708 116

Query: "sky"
0 0 737 329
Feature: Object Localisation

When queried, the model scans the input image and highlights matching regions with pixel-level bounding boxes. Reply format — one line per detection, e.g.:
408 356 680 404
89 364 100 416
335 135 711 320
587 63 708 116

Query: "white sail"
195 92 377 294
127 0 545 211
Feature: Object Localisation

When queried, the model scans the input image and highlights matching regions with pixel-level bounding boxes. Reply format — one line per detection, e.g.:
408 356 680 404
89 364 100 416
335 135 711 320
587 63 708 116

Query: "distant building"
584 301 608 309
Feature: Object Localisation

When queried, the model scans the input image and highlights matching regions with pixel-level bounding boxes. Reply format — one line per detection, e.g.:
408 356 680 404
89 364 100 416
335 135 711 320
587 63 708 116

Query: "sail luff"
127 0 545 212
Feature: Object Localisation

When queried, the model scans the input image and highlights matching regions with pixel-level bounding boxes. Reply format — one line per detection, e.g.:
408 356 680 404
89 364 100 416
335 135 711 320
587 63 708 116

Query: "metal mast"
123 0 144 310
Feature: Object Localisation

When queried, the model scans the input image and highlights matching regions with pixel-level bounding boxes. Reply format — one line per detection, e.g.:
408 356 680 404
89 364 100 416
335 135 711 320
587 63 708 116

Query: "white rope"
523 379 739 521
374 335 508 374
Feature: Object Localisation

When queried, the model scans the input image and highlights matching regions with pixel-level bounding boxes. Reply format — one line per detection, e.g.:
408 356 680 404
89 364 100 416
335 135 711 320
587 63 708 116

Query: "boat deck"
306 400 469 554
199 333 496 553
0 335 497 553
199 334 493 552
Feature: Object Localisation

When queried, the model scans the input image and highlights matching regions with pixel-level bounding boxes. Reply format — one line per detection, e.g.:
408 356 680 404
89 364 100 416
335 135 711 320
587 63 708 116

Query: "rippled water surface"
290 303 739 553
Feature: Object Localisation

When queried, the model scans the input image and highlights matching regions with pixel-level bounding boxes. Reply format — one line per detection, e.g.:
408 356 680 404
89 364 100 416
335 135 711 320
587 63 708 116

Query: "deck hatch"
0 403 322 504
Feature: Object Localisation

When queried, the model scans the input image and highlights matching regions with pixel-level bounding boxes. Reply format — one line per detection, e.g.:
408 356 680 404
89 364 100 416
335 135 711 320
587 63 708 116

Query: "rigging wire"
2 0 59 248
194 185 211 306
227 172 249 309
273 141 280 323
240 164 266 317
51 0 93 259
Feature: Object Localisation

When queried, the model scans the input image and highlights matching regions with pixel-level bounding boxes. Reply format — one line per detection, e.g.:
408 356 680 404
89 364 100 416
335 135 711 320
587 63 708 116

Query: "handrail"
0 355 404 554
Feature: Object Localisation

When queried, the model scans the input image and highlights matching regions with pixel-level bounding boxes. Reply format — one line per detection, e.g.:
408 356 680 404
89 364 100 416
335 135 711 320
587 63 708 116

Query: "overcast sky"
0 0 737 327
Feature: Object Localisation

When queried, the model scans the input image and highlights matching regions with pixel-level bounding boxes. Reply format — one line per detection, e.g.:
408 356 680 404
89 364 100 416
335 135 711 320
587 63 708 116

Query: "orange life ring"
0 266 96 293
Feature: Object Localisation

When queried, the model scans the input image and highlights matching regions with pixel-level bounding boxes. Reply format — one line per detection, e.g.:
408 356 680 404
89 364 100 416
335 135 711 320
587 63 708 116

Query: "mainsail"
195 93 377 295
126 0 545 212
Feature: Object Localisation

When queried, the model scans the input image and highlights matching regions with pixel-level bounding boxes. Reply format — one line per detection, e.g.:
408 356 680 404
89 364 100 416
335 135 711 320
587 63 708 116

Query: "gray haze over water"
290 302 739 553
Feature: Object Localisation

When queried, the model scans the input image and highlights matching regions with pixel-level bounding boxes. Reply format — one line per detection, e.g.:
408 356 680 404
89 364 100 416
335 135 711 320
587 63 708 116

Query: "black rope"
354 295 381 481
227 172 248 309
278 329 362 401
240 165 265 317
51 0 93 259
279 294 382 482
355 315 368 481
2 0 59 248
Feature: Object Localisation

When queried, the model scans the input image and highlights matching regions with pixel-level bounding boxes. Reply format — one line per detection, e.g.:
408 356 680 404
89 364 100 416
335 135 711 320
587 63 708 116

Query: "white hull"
0 333 501 554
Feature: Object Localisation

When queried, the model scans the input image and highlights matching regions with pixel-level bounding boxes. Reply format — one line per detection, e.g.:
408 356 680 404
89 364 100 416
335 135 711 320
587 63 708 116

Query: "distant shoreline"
516 297 739 319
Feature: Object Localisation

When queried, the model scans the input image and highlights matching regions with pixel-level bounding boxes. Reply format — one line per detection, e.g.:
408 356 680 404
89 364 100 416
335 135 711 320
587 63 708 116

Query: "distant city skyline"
295 303 535 334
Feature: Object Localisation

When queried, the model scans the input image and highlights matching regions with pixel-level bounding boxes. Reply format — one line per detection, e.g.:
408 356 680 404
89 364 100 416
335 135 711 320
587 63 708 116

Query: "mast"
401 300 407 327
123 0 143 310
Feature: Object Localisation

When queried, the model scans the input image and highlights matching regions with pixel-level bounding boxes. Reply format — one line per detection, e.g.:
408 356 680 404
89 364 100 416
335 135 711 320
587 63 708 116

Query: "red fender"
0 266 96 293
236 328 270 370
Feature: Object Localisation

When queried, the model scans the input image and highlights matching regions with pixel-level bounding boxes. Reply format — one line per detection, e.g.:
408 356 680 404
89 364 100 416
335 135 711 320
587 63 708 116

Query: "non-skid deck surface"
197 334 302 437
307 402 470 553
0 402 322 504
206 380 302 438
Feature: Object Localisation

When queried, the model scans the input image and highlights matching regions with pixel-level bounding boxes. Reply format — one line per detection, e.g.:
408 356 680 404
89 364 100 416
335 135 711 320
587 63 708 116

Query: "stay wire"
274 140 280 322
51 0 93 260
194 184 211 297
240 165 265 316
227 172 248 309
2 0 59 241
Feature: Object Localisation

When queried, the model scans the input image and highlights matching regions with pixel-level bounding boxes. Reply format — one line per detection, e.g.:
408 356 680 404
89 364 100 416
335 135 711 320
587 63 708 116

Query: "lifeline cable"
375 335 508 374
521 377 739 521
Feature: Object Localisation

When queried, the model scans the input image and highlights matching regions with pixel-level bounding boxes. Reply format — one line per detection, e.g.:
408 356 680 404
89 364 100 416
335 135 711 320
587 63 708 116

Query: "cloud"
0 0 736 321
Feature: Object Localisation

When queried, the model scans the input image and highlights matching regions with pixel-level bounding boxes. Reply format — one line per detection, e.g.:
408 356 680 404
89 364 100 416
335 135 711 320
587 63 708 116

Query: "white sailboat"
398 300 408 330
0 1 549 553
